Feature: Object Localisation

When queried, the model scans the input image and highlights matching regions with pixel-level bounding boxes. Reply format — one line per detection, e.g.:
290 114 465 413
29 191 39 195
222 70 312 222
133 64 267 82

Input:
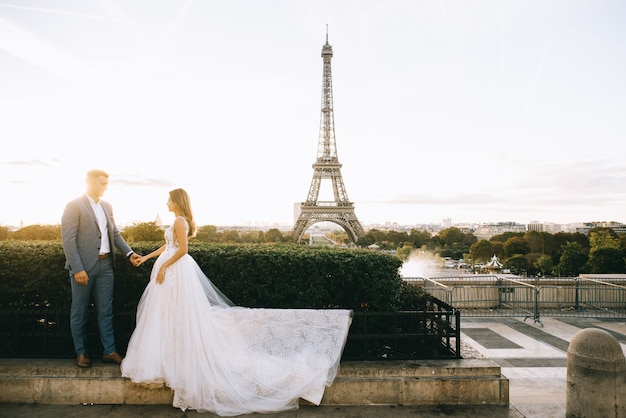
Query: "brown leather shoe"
76 353 92 368
102 352 123 365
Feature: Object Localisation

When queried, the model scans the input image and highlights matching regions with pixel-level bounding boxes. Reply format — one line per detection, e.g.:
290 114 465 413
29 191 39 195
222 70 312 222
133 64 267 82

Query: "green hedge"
0 241 403 312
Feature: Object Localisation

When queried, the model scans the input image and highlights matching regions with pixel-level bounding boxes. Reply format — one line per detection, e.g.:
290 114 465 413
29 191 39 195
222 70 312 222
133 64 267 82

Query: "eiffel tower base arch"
292 206 365 244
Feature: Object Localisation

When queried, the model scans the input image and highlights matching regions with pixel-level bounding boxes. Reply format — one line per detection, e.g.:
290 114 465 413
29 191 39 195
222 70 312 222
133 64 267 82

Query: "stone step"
0 358 508 406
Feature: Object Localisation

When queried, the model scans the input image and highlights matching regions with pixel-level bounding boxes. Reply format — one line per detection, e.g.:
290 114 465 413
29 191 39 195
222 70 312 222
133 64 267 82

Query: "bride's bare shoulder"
173 216 188 226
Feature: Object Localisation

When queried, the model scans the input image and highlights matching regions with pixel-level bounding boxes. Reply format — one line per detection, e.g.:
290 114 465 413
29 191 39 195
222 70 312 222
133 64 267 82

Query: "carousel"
484 254 503 272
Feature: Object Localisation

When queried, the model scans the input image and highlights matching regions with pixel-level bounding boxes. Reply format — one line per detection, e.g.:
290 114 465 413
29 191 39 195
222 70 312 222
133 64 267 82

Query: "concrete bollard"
566 327 626 418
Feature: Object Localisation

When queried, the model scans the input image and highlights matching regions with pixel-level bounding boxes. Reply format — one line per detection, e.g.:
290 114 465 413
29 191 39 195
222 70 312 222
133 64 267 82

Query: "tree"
0 225 11 240
535 254 554 276
395 245 413 261
356 235 374 247
381 230 403 246
620 234 626 251
437 227 477 246
439 242 468 259
469 240 494 265
368 229 388 244
554 241 588 276
13 224 61 240
329 229 350 244
553 232 589 255
437 227 464 246
524 230 554 255
121 222 164 242
588 228 620 251
503 237 529 257
506 254 529 275
587 247 626 274
264 228 286 243
220 230 241 243
435 227 477 259
584 228 624 274
196 225 219 242
489 232 524 243
409 229 431 248
491 241 505 258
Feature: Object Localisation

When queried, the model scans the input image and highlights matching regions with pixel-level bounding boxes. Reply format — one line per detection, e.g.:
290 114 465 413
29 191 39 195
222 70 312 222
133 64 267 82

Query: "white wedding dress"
121 220 352 416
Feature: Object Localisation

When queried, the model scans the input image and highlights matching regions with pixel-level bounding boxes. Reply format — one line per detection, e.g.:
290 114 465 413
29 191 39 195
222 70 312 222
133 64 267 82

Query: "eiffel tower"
292 31 365 244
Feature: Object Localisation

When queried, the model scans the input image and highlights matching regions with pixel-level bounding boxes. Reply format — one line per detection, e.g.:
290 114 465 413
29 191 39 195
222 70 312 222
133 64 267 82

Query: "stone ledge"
0 358 508 406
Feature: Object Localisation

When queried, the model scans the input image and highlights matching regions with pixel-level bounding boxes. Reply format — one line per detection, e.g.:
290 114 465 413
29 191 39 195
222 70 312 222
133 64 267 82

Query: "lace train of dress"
121 223 352 416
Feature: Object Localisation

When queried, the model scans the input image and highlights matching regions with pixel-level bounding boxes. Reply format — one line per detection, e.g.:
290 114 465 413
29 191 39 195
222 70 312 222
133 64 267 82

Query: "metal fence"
344 297 461 360
0 307 135 358
1 299 461 360
406 275 626 327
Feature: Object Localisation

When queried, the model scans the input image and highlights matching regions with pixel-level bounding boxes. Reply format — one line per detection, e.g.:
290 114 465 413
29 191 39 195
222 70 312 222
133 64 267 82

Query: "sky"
1 0 625 229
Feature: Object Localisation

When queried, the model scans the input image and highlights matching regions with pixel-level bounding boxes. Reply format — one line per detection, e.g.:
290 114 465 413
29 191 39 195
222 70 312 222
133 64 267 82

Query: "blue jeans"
69 257 116 355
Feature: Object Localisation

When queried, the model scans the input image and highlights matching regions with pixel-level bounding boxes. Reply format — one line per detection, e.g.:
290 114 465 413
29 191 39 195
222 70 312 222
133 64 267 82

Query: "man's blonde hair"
86 169 109 180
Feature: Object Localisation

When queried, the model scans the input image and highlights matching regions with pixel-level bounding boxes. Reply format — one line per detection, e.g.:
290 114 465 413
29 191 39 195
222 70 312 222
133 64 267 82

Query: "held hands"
129 251 166 284
134 255 149 267
129 253 142 267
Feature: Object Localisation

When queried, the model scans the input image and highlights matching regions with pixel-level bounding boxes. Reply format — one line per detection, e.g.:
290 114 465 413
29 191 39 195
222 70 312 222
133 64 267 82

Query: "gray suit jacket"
61 195 132 276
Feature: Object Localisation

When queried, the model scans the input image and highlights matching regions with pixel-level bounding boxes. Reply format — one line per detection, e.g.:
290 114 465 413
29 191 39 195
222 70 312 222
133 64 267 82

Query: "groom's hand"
129 253 142 266
74 271 89 286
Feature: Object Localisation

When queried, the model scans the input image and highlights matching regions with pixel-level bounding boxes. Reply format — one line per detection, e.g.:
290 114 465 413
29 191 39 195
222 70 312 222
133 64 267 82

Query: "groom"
61 169 141 368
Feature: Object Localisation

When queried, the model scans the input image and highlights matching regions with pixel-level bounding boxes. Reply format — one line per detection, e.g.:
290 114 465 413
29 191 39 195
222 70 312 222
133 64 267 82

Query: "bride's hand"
156 267 166 285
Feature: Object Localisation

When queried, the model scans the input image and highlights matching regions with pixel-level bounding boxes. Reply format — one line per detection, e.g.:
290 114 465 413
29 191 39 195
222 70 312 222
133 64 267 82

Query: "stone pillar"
566 328 626 418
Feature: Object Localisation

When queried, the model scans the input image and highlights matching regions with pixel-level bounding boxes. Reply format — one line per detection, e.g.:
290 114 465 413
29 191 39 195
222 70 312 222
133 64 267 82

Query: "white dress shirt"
86 195 111 255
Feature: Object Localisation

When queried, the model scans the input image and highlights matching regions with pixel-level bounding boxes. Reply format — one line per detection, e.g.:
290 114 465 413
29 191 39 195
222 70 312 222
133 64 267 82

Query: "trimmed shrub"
0 241 69 308
0 242 403 312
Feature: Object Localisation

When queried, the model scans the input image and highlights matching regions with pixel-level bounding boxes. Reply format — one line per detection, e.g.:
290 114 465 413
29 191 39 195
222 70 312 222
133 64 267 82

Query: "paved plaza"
2 316 625 418
465 316 626 417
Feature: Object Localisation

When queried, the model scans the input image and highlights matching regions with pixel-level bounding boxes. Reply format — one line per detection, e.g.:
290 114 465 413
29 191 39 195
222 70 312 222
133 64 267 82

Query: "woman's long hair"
169 188 197 238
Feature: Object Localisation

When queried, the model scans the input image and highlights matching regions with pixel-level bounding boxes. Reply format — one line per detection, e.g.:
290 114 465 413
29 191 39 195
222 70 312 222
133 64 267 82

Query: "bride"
120 188 352 416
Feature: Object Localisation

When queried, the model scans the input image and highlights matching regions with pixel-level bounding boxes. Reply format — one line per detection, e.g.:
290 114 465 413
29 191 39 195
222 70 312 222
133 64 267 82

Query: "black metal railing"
0 297 461 360
0 306 135 358
342 297 461 360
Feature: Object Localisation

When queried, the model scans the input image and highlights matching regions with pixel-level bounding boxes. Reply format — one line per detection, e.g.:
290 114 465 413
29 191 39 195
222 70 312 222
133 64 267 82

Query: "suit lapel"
82 195 99 228
100 202 115 246
100 201 110 221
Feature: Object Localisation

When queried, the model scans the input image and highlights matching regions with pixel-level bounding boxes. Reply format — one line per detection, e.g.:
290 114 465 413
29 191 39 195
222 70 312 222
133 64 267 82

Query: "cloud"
358 159 626 224
509 160 626 202
113 175 177 188
3 159 56 167
0 3 114 21
380 194 493 206
0 14 116 91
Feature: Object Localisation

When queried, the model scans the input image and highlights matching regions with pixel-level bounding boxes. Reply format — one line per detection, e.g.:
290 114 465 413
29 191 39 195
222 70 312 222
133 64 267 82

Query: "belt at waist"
98 253 110 260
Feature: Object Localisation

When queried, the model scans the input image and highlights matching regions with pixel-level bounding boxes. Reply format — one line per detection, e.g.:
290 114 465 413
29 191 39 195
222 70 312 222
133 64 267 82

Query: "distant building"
543 223 563 234
526 221 565 234
456 226 474 235
473 222 527 240
576 221 626 236
354 220 625 238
